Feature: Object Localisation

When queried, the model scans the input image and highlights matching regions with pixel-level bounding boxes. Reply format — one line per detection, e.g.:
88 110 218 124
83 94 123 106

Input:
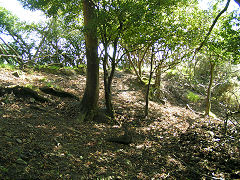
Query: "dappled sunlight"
0 68 46 86
0 0 239 177
0 67 239 179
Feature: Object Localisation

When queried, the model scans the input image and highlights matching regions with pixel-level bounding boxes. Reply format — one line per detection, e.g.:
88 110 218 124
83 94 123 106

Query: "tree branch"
195 0 231 53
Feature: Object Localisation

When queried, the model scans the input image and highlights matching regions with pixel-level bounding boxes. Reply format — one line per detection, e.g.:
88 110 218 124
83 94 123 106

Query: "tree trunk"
103 37 118 118
0 37 23 66
0 44 12 64
103 45 113 118
138 44 151 78
78 0 99 121
205 61 215 116
196 0 230 53
145 46 155 117
126 51 144 84
154 60 163 88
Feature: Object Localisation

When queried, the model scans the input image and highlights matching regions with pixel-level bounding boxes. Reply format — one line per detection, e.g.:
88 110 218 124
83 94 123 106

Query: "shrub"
186 90 200 103
0 63 17 70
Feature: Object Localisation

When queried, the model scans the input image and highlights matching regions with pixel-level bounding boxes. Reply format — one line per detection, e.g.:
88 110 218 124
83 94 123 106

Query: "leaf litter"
0 68 239 179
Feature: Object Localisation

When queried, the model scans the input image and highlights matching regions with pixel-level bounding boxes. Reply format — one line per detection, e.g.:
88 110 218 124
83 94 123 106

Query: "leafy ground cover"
0 67 239 179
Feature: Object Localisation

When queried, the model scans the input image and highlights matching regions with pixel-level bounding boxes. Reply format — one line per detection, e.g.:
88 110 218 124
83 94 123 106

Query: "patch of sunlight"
209 111 218 119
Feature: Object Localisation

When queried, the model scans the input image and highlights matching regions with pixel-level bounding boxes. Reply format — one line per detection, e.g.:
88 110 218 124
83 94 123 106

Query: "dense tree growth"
0 0 240 179
0 0 239 120
0 7 33 66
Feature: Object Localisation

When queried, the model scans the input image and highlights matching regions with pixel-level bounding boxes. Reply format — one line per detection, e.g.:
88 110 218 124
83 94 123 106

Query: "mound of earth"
0 67 239 179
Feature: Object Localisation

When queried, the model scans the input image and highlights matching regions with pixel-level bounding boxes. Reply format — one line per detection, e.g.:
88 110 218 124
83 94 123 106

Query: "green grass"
45 81 60 89
186 91 200 103
38 77 47 83
0 63 17 70
25 84 38 90
166 69 178 78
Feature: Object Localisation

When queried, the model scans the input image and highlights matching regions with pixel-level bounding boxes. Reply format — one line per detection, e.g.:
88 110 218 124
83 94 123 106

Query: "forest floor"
0 67 239 179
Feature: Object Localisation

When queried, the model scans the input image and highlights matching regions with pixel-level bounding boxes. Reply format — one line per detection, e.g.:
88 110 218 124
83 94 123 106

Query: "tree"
100 0 190 118
0 7 31 65
234 0 240 6
145 45 155 117
18 0 99 121
97 0 153 118
32 16 85 66
197 9 240 116
17 0 239 121
78 0 99 121
196 0 231 53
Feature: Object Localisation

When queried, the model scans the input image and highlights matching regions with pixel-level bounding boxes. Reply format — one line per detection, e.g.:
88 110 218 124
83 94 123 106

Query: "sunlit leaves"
0 7 19 34
220 12 240 64
205 10 240 64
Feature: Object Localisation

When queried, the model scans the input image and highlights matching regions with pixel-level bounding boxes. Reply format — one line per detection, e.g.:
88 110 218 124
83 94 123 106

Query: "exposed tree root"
0 85 49 102
0 85 80 103
39 86 79 100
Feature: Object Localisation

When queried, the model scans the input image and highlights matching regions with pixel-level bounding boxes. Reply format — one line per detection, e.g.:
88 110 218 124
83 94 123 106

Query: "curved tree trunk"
77 0 99 122
103 44 114 118
196 0 230 53
102 36 119 118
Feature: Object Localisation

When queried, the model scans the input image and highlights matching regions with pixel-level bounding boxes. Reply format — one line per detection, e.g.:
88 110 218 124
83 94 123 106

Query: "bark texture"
78 0 99 121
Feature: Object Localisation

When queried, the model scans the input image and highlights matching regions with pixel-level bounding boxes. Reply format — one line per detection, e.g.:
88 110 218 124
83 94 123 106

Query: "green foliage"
142 77 152 86
1 94 13 104
218 11 240 64
47 65 61 71
0 6 42 65
34 64 61 74
214 79 237 97
38 77 47 83
74 64 86 75
203 9 240 66
193 57 211 84
186 90 200 103
166 69 179 79
220 91 239 108
215 77 240 109
25 84 38 90
124 67 134 74
0 7 19 33
149 86 156 100
10 0 240 113
43 80 60 89
0 63 17 70
0 166 8 173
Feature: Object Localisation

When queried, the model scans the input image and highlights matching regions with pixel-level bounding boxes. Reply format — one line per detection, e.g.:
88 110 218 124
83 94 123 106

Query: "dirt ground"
0 67 239 179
